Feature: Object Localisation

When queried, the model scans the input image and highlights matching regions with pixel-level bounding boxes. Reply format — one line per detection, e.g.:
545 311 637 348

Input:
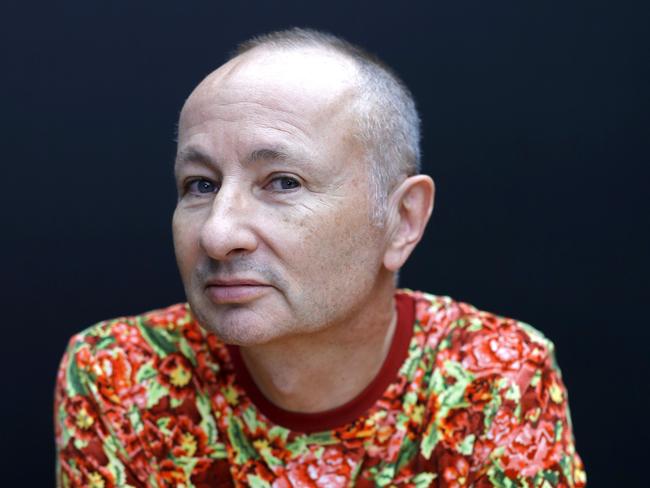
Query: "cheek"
172 208 202 274
281 205 384 326
282 199 381 279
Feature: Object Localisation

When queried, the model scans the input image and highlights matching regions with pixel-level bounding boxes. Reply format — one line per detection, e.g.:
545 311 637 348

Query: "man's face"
172 49 390 345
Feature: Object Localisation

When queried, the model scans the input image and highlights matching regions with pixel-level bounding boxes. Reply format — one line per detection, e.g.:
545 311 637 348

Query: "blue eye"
267 176 301 191
186 178 218 195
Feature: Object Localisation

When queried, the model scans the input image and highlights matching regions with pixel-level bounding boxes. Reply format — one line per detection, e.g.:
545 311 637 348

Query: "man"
55 28 585 487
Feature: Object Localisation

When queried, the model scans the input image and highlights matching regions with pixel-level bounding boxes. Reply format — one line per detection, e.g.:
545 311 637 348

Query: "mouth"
204 279 272 304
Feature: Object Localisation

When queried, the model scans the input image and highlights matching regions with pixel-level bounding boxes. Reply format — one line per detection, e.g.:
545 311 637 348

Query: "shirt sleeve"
54 332 148 488
473 343 586 487
424 315 587 487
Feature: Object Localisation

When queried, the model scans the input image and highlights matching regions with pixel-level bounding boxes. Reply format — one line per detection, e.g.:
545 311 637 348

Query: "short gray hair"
234 28 421 224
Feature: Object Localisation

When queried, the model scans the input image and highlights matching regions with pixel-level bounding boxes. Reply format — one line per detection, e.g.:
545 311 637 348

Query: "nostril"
198 217 259 261
225 247 253 259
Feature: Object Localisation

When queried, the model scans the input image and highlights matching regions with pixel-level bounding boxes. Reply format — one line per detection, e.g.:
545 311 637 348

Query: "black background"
2 1 648 485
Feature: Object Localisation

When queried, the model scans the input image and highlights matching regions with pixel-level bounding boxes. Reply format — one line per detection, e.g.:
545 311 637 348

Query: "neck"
238 277 398 413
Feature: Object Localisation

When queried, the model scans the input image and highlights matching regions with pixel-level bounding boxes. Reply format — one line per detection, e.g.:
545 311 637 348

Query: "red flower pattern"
55 291 586 487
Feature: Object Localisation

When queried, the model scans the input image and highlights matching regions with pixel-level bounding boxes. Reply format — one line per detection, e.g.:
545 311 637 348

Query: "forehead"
178 48 360 137
175 49 370 181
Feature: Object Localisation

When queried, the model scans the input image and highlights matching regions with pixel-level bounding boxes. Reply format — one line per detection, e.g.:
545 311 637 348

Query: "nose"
199 183 258 261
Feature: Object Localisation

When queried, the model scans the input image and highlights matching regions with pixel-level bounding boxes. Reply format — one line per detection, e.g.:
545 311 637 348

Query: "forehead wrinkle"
216 98 312 142
245 145 318 173
174 143 316 176
180 96 313 152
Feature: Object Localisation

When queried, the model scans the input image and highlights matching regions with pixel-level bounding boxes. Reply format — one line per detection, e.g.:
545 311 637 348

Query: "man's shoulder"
59 303 229 394
401 291 583 487
66 302 197 352
56 302 237 418
404 289 557 373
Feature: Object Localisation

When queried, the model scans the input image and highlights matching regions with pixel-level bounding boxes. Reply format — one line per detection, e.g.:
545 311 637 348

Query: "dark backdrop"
2 1 648 485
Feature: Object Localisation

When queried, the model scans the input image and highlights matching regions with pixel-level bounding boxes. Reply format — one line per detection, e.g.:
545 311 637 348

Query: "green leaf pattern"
53 293 585 487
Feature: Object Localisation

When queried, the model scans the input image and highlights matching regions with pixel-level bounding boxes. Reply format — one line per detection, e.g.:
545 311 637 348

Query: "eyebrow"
175 147 215 168
248 147 291 163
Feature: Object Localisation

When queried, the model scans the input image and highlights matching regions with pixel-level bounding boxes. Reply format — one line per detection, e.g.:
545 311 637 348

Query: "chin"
211 324 274 346
189 301 281 346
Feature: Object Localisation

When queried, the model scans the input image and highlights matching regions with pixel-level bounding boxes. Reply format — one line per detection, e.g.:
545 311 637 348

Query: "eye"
266 176 301 192
185 178 218 195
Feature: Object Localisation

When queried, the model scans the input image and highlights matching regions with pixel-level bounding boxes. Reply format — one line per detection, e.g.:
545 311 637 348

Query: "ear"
383 175 435 272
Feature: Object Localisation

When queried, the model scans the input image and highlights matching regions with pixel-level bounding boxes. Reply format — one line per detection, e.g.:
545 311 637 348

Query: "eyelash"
183 178 219 196
182 175 301 196
265 175 301 192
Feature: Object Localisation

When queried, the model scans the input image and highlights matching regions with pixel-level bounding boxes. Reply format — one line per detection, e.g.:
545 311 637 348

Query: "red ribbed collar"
227 292 415 433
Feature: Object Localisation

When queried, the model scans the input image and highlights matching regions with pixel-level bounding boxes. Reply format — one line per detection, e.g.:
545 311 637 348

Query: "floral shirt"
54 290 586 487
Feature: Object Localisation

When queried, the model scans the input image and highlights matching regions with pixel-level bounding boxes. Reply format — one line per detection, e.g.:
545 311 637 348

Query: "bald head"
181 47 360 138
180 28 421 223
200 47 358 102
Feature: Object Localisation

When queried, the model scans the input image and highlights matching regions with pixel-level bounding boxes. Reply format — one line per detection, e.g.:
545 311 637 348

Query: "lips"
206 278 267 287
204 278 272 304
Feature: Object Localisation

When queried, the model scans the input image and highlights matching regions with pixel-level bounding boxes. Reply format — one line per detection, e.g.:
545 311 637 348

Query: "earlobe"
383 175 435 272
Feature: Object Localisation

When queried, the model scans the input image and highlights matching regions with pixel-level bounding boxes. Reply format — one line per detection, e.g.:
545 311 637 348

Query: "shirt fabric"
54 290 586 487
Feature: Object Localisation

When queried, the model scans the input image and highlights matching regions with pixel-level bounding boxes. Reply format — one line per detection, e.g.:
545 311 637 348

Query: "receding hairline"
231 28 389 75
177 48 363 153
227 31 395 104
181 28 422 224
185 44 363 114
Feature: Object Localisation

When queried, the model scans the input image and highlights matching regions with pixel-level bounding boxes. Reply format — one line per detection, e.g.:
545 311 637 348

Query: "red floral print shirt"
54 290 586 487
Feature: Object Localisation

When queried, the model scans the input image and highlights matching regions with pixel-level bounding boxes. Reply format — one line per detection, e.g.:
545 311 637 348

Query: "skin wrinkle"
195 95 313 136
172 46 434 412
179 102 312 154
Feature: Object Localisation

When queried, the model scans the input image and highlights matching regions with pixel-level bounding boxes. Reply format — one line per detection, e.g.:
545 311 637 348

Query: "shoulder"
62 302 213 362
61 304 185 381
403 289 557 377
65 302 195 351
406 290 563 422
402 291 585 486
55 303 231 486
56 302 229 409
